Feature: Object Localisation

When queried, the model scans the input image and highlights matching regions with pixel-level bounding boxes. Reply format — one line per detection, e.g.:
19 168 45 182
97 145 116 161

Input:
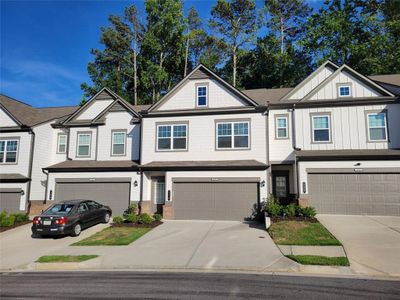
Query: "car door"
77 202 91 228
87 201 103 223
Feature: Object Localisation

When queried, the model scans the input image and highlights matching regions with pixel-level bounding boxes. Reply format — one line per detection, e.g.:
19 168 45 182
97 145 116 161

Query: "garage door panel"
55 182 130 215
0 191 21 213
309 173 400 216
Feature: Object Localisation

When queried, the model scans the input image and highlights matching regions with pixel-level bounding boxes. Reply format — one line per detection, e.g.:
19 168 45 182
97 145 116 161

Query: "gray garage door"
308 173 400 216
55 182 130 215
173 182 259 220
0 188 22 213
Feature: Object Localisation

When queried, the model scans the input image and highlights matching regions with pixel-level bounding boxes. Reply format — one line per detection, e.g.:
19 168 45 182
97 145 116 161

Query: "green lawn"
268 220 341 246
287 255 350 266
36 255 98 263
72 227 152 246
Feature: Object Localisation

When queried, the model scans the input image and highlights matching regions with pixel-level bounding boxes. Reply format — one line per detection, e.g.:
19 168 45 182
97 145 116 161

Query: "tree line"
81 0 400 105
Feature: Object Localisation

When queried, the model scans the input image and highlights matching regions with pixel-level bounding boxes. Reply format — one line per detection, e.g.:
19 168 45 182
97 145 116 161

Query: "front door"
272 171 289 203
153 177 165 215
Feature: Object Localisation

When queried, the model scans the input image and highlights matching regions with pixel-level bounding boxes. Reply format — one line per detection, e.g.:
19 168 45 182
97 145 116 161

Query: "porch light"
133 180 138 187
260 180 265 187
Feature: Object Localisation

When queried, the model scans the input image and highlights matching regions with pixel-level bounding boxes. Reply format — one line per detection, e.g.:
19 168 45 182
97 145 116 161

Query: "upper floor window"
0 139 19 163
57 134 67 154
216 121 250 149
157 124 187 151
112 131 126 156
338 84 351 97
275 116 288 139
367 112 387 141
312 115 331 143
77 133 91 157
196 85 208 107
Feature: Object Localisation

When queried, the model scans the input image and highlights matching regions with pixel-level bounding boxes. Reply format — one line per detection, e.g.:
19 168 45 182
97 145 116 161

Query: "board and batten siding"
157 79 248 111
0 108 18 127
268 109 295 162
97 111 140 161
294 104 400 150
141 113 267 164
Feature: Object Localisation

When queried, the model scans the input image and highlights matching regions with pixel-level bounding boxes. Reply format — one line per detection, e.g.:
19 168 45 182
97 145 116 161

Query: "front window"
0 139 19 163
338 85 351 97
197 86 207 107
112 131 126 156
276 116 288 139
216 121 249 149
157 124 187 151
57 134 67 153
312 115 331 142
77 133 91 157
367 113 387 141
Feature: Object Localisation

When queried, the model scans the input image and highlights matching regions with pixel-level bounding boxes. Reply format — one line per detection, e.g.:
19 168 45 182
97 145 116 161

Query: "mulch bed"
270 216 318 223
0 221 31 233
111 221 163 228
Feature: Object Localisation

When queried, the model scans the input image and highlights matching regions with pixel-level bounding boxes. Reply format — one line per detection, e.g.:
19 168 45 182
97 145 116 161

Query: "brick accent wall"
28 201 51 216
298 198 310 208
139 201 154 215
162 202 173 219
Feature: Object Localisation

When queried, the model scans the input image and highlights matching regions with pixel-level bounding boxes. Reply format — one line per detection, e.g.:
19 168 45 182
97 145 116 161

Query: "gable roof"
242 87 293 105
369 74 400 87
302 64 395 101
0 94 77 127
147 64 260 112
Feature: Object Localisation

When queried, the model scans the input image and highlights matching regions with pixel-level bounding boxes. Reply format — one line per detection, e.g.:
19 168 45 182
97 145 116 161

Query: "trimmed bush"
123 203 138 217
263 194 282 217
125 213 138 223
301 207 317 218
0 211 7 224
12 213 29 223
283 203 297 217
153 213 162 222
138 213 154 225
113 216 124 224
0 215 15 227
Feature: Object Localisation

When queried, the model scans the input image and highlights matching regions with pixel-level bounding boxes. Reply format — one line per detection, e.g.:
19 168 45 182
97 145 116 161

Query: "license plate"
43 220 51 225
50 228 58 231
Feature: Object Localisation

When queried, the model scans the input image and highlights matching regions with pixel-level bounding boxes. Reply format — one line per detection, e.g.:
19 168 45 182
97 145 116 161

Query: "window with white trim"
276 116 288 139
77 133 91 157
157 124 187 151
57 134 67 153
0 139 19 163
216 121 249 149
112 131 126 155
338 85 351 97
197 86 207 107
367 112 387 141
312 115 331 142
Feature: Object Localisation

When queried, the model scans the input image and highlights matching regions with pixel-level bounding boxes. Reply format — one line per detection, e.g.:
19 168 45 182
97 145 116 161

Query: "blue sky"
1 0 322 108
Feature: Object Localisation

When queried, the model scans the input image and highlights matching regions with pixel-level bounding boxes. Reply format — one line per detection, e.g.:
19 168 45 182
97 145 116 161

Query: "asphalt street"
1 271 399 299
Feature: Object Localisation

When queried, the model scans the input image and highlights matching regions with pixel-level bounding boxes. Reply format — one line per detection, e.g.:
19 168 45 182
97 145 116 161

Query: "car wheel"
71 223 82 237
103 212 111 224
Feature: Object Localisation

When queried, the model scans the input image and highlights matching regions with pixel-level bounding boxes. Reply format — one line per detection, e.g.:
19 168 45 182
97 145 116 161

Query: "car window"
87 201 100 210
78 203 89 212
43 204 75 215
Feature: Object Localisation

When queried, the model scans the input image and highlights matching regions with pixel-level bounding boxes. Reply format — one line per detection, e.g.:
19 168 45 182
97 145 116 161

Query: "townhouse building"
1 61 399 218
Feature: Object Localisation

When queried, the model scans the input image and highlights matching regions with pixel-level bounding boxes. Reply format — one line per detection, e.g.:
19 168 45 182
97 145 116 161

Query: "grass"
36 255 98 263
287 255 350 266
71 227 152 246
268 220 341 246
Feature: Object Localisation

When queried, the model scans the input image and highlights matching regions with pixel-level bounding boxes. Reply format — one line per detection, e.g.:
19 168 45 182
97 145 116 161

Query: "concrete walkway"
318 215 400 277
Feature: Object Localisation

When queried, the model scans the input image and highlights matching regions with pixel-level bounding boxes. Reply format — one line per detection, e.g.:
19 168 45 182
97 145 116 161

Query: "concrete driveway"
52 220 296 272
0 222 110 270
318 215 400 277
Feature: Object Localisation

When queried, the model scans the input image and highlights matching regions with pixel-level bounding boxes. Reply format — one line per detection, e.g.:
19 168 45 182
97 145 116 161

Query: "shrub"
113 216 124 224
153 213 162 222
301 206 317 218
138 213 154 225
283 203 297 217
263 194 282 217
123 203 138 217
125 213 138 223
12 213 29 223
0 215 15 227
0 210 7 224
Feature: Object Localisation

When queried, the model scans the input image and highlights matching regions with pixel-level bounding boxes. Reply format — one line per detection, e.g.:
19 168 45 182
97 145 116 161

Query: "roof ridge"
0 93 33 107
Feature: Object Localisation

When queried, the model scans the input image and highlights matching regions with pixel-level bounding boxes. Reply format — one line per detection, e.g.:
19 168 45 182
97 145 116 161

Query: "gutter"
27 128 35 212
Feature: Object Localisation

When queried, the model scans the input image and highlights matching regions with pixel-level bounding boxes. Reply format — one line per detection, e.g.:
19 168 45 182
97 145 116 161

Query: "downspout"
95 126 99 160
42 169 48 203
66 127 72 160
263 105 270 200
138 116 144 212
291 104 301 200
27 128 35 213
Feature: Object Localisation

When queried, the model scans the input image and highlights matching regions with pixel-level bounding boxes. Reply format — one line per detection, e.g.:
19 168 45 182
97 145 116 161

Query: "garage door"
55 182 130 215
0 188 22 213
308 173 400 216
173 181 259 220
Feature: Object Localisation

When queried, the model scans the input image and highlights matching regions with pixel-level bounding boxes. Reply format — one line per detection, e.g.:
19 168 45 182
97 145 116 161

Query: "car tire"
71 223 82 237
103 212 111 224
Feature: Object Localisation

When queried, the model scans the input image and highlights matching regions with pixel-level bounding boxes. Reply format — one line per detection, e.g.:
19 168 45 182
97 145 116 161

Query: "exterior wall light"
260 180 265 187
133 180 138 187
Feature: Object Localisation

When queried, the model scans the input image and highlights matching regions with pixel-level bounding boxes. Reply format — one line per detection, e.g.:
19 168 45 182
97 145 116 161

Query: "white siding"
76 100 113 120
0 131 31 177
97 111 140 161
298 160 400 196
157 79 248 111
289 66 334 100
268 109 295 162
295 104 399 150
68 127 97 160
310 70 381 100
0 108 18 127
141 113 267 163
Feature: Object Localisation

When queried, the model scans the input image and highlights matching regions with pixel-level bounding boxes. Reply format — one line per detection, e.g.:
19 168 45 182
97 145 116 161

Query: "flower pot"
264 212 271 229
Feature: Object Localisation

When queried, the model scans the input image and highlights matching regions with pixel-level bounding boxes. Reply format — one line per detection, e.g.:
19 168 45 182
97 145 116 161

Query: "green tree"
183 7 202 77
209 0 258 87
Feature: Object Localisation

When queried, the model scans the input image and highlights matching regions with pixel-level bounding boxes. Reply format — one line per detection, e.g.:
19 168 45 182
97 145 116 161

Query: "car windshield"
43 204 75 215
